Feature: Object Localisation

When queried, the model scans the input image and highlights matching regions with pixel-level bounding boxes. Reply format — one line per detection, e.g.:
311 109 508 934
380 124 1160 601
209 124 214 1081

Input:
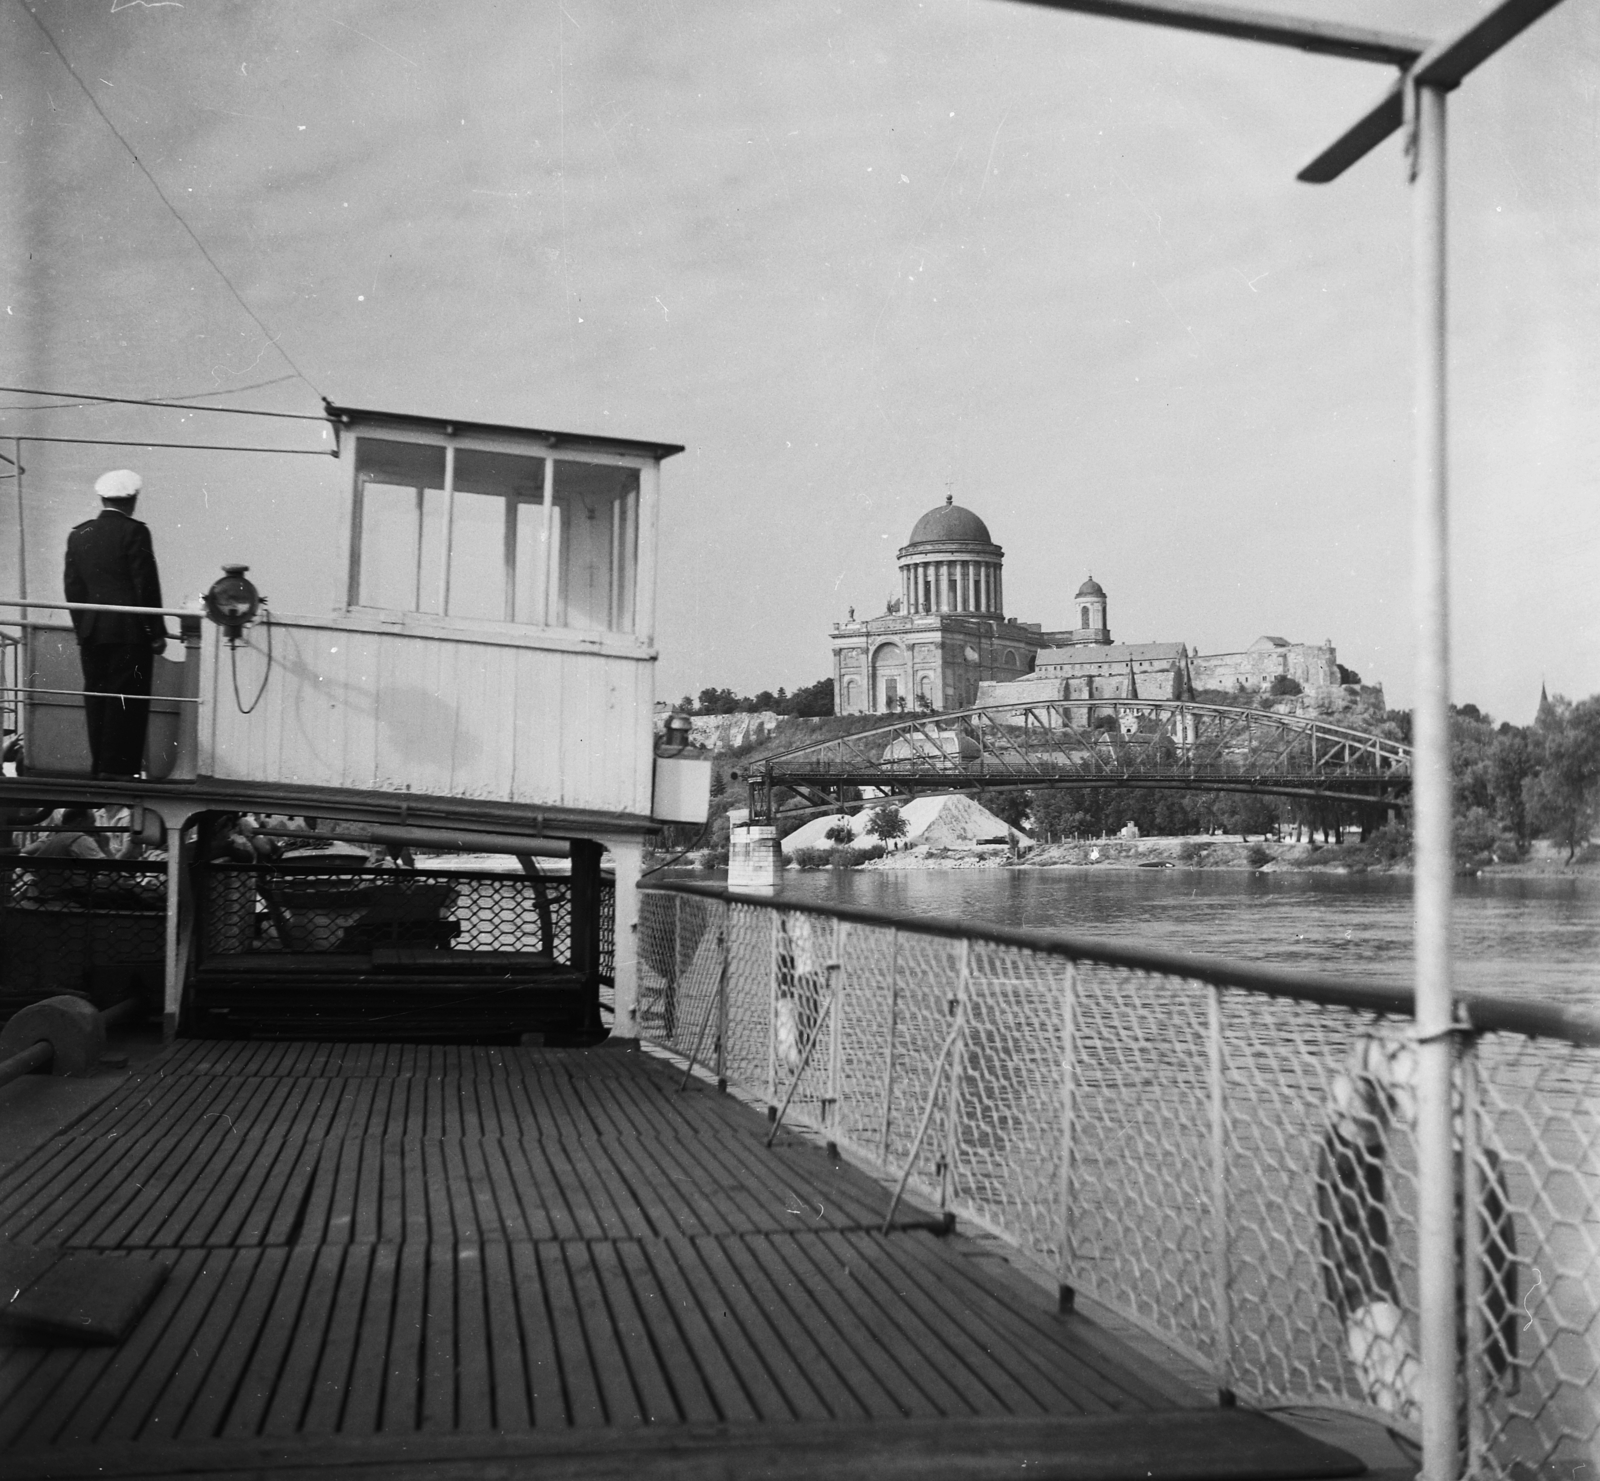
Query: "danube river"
762 866 1600 1007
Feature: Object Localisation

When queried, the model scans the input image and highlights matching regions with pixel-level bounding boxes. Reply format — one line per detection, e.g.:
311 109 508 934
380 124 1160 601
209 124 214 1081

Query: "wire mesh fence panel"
950 941 1065 1260
201 865 574 961
0 855 167 1009
1220 995 1421 1421
1468 1033 1599 1479
1066 965 1218 1371
723 901 776 1096
636 890 721 1053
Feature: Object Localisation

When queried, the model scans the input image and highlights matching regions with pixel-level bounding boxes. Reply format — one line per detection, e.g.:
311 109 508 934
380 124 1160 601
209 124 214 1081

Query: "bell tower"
1074 576 1109 645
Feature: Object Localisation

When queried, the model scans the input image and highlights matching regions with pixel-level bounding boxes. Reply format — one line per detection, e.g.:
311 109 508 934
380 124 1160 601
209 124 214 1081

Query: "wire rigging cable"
0 385 325 422
12 435 330 455
19 2 323 400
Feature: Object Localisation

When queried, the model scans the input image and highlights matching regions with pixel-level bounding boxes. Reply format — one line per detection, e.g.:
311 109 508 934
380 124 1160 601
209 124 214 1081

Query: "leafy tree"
787 678 835 717
1268 675 1303 697
865 805 907 843
975 789 1031 832
1525 694 1600 861
824 819 855 846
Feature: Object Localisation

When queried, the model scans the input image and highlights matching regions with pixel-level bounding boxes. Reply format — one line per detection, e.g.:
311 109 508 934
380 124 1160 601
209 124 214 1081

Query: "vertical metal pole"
1460 1040 1486 1474
1410 78 1459 1481
1057 961 1077 1310
715 902 729 1092
1208 984 1233 1405
439 442 456 615
672 892 683 1044
767 909 779 1116
826 919 846 1150
941 938 970 1215
878 929 900 1165
161 821 186 1042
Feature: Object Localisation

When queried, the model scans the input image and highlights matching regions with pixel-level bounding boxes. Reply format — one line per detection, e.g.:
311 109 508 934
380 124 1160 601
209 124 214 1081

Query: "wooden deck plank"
218 1244 321 1439
675 1233 828 1422
563 1241 647 1426
137 1248 263 1441
376 1240 427 1433
420 1244 458 1433
753 1231 953 1419
589 1239 681 1425
611 1238 722 1425
0 1346 94 1451
819 1230 1045 1417
260 1244 346 1437
338 1241 398 1436
177 1246 292 1440
877 1230 1173 1412
299 1244 375 1435
739 1231 917 1420
49 1249 202 1449
532 1239 608 1428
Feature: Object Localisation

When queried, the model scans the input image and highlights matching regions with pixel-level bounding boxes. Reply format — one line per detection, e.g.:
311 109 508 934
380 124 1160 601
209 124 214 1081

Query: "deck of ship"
0 1040 1361 1479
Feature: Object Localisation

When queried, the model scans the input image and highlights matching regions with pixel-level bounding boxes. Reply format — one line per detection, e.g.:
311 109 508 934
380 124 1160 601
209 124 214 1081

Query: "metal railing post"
1058 961 1077 1311
173 615 203 781
941 938 971 1217
826 919 846 1152
1208 983 1234 1406
878 928 900 1165
715 901 729 1092
1460 1038 1486 1474
766 909 780 1117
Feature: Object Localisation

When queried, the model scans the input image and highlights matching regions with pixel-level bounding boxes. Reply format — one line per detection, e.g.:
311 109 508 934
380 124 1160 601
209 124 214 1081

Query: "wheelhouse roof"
323 401 685 461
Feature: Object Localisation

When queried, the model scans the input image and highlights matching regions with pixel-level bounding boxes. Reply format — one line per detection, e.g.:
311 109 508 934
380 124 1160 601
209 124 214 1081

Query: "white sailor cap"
94 469 143 501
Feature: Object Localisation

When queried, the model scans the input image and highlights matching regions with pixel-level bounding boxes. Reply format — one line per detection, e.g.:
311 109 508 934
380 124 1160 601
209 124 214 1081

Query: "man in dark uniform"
63 469 168 778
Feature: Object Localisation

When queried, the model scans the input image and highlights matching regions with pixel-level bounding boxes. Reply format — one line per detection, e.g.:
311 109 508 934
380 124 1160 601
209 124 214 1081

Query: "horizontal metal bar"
1300 0 1566 182
1414 0 1566 87
1003 0 1426 64
0 597 199 619
4 686 202 704
642 879 1600 1048
1298 76 1404 183
0 1038 53 1091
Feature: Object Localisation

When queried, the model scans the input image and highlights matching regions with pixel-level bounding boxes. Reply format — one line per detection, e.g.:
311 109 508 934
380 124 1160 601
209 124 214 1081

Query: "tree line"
672 678 834 717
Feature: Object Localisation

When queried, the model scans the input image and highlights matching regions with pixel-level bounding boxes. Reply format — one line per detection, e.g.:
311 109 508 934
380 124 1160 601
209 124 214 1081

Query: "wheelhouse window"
351 436 639 633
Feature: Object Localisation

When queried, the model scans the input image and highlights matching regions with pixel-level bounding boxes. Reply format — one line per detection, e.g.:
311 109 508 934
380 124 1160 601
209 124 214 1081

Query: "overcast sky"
2 0 1595 723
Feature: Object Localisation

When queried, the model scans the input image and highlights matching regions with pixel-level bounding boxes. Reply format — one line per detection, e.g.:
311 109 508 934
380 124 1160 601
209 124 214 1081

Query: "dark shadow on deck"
0 1043 1362 1479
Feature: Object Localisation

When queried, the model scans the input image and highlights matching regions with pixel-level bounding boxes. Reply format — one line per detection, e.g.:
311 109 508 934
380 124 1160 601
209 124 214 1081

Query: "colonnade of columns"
900 558 1002 617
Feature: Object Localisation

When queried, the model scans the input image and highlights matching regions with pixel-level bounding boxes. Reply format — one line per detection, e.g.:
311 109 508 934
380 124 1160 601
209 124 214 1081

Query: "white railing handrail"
0 597 200 620
641 879 1600 1047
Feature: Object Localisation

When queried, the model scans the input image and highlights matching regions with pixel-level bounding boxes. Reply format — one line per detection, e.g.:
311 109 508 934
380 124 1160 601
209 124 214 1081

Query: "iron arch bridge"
746 699 1412 821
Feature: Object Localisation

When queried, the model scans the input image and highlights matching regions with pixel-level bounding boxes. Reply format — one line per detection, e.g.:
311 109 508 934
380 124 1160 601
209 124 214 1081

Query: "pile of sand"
781 794 1029 854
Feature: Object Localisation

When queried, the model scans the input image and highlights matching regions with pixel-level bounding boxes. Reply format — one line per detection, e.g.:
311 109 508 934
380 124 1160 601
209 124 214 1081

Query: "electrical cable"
10 435 330 456
229 608 273 715
0 385 325 422
19 1 324 399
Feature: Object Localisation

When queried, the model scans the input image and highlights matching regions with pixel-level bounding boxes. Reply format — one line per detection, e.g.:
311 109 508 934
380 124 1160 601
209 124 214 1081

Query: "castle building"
832 497 1363 716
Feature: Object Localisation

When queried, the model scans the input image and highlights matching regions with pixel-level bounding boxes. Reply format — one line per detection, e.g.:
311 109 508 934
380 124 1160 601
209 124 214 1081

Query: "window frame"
345 425 645 639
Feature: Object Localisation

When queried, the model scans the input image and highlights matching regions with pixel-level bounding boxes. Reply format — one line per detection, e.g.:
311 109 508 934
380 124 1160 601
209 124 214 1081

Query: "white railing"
638 880 1599 1479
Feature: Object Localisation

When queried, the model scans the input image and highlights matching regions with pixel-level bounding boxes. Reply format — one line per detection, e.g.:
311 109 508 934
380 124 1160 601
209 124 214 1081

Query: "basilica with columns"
831 495 1354 716
830 496 1113 715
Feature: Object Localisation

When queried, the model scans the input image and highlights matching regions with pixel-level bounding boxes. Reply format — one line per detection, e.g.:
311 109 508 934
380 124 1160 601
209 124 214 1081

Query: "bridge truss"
746 699 1412 821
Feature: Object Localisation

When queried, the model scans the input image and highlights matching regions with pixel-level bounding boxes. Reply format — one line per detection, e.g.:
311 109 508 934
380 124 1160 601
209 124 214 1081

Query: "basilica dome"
906 497 994 548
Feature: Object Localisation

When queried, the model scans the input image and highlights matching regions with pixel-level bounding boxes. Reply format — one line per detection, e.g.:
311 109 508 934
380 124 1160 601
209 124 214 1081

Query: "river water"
760 865 1600 1008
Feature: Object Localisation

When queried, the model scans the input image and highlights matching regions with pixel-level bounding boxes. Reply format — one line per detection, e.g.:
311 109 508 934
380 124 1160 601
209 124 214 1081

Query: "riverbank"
852 835 1600 876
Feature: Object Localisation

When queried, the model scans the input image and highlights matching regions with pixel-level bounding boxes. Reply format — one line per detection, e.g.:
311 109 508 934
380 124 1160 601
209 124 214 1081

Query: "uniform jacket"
63 509 166 646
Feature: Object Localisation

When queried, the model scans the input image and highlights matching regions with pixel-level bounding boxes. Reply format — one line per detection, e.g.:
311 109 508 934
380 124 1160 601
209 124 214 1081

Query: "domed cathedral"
830 496 1055 715
830 496 1360 716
